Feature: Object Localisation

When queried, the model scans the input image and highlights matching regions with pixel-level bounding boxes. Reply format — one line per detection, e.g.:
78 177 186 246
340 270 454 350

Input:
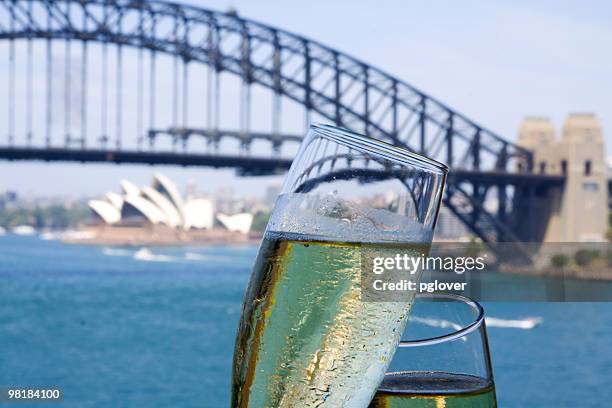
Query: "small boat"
133 248 172 262
40 231 58 240
134 248 154 260
12 225 36 235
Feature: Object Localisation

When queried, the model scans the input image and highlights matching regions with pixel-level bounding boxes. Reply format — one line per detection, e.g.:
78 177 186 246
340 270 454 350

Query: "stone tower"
517 114 607 242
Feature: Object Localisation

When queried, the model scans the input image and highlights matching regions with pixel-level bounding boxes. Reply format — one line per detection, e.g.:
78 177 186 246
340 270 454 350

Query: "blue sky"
1 0 610 198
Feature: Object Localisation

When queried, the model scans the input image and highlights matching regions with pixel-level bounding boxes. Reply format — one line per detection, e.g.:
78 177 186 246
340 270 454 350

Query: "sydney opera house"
73 173 255 245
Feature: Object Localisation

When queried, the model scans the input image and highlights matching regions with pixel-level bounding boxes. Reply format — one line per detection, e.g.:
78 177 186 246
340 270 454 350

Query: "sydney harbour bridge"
0 0 565 245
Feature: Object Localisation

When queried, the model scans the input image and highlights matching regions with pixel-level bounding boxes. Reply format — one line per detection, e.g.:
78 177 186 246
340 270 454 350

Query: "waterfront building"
183 199 215 230
88 173 216 231
216 213 254 234
264 185 281 208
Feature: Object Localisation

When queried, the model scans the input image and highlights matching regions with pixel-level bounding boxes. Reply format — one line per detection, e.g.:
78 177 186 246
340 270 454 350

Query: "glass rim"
310 123 449 175
399 293 484 347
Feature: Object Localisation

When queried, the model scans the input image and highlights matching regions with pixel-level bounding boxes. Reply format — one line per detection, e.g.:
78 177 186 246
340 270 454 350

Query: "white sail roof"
217 213 253 234
88 199 121 224
153 173 184 214
120 179 141 196
122 195 168 225
106 192 124 209
141 186 182 228
183 198 214 230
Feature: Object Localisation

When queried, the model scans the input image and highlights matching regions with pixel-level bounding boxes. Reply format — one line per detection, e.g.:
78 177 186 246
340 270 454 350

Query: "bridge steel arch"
0 0 557 244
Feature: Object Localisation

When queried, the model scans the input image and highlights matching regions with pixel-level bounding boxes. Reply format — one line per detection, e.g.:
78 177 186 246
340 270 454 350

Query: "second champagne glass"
370 294 497 408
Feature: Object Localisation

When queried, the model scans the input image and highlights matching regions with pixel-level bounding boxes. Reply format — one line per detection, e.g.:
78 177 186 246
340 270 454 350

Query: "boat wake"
133 248 174 262
485 316 543 329
410 316 464 332
184 252 247 263
102 248 132 257
410 316 543 332
184 252 210 261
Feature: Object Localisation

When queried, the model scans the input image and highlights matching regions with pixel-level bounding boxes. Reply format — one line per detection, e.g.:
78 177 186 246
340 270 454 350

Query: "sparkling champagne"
369 372 497 408
231 193 433 408
232 235 419 407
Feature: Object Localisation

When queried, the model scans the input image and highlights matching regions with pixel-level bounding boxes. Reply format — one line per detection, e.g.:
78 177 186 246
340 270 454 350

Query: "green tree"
574 249 599 267
550 254 569 269
606 251 612 268
0 202 90 230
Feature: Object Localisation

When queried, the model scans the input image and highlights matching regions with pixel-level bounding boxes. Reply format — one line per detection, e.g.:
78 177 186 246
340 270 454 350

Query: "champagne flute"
232 124 448 408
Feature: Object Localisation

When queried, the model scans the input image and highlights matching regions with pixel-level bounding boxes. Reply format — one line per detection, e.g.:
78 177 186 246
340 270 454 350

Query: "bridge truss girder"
0 0 549 243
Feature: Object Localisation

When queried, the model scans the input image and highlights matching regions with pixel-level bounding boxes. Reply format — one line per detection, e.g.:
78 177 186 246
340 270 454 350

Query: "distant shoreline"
500 265 612 281
62 225 262 247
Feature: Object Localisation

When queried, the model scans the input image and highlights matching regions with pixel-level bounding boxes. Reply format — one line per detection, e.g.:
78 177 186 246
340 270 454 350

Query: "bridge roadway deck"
0 147 566 186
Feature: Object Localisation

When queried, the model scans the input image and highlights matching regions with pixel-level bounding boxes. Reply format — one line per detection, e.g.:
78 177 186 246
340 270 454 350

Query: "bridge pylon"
516 114 607 242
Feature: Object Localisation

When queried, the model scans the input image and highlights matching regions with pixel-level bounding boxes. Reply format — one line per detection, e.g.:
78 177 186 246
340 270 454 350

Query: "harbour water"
1 235 611 407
